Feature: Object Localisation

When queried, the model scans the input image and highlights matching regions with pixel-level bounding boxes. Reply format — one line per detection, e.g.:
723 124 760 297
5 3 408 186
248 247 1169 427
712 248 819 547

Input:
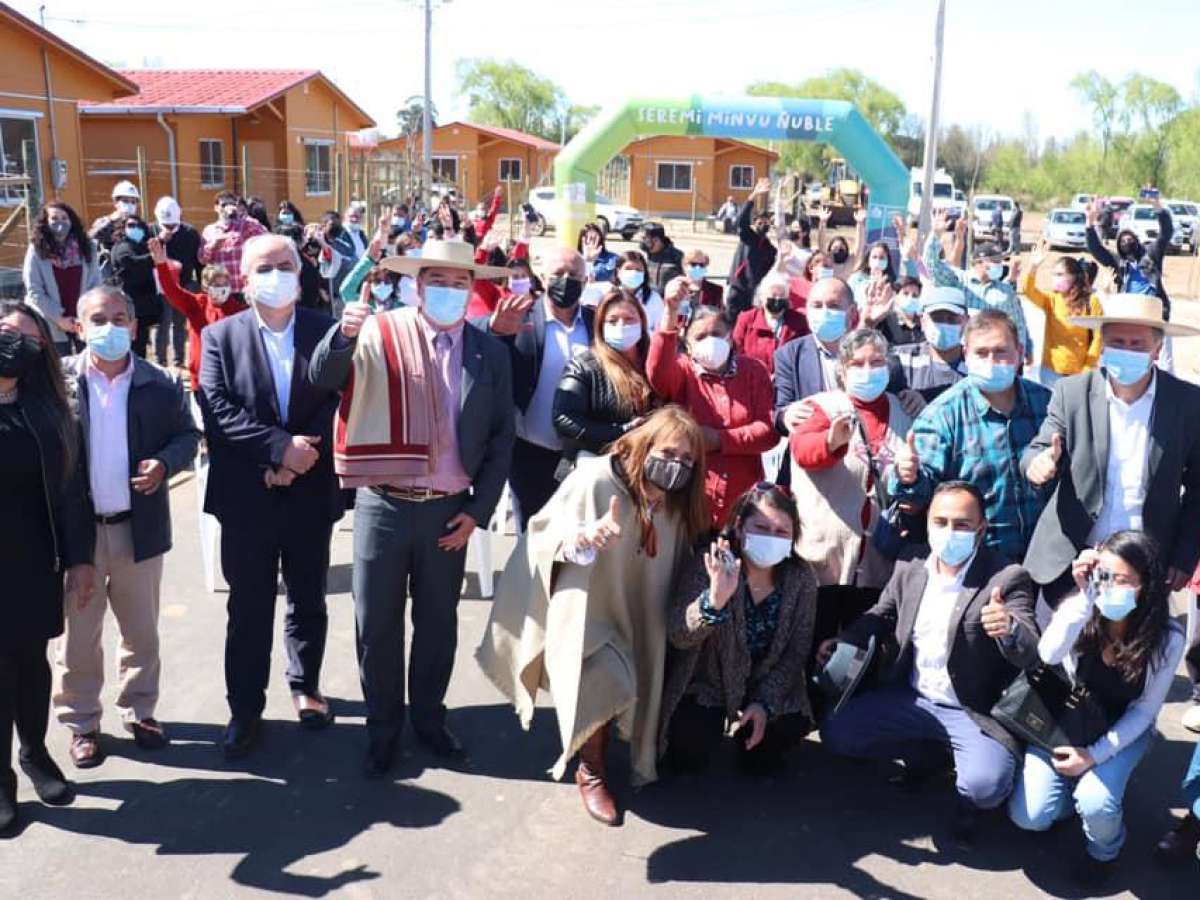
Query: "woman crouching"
476 405 708 825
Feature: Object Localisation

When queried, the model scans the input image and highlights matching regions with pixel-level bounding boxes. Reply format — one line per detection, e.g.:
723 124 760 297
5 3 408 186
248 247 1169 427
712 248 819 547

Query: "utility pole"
422 0 433 203
917 0 945 240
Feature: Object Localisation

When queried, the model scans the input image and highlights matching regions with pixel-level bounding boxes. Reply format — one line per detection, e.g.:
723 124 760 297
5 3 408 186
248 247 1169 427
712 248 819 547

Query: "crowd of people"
3 175 1199 888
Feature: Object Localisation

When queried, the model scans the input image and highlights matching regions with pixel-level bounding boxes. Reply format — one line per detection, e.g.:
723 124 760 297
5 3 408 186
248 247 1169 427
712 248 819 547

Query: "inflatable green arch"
553 95 910 249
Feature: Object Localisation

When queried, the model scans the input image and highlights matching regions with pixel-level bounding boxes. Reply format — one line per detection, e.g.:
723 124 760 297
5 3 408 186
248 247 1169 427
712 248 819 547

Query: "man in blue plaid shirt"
889 309 1051 562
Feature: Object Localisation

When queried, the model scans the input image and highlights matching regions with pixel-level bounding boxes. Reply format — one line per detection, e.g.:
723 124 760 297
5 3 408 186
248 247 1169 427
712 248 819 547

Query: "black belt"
95 510 132 525
371 486 461 503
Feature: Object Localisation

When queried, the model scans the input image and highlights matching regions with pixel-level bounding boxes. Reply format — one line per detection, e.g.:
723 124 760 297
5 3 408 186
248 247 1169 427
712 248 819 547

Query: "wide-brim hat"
378 239 511 279
1068 293 1200 338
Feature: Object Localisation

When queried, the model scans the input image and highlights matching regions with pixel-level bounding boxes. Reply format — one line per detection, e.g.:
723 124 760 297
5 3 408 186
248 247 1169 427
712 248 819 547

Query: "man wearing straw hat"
310 239 515 777
1022 293 1200 604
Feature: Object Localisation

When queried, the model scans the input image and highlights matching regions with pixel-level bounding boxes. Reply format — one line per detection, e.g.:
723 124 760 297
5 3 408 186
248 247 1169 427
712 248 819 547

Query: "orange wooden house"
622 135 779 219
78 69 375 226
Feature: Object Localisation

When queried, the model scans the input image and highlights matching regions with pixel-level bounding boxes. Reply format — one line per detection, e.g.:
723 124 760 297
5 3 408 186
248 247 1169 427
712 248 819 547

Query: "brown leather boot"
574 723 618 826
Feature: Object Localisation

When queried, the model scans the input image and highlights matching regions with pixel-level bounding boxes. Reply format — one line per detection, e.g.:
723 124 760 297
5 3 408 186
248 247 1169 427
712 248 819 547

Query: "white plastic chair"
467 482 513 599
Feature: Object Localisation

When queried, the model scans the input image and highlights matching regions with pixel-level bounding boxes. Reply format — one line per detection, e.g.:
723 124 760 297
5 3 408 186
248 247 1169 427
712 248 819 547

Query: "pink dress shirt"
86 352 134 515
394 315 471 493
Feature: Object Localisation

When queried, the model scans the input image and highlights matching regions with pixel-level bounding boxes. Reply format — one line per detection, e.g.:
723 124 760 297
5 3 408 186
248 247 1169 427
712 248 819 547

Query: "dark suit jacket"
842 548 1040 756
198 307 344 524
66 354 199 562
478 300 595 414
772 333 830 434
310 318 516 527
1020 369 1200 583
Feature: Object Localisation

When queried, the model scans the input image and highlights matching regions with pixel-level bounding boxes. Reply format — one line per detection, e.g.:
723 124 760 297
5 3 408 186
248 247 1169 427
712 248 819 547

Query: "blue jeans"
821 683 1016 809
1008 729 1155 861
1184 740 1200 819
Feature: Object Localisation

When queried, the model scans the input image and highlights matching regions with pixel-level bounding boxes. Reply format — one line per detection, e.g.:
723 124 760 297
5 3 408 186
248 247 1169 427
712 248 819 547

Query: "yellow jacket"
1019 270 1102 376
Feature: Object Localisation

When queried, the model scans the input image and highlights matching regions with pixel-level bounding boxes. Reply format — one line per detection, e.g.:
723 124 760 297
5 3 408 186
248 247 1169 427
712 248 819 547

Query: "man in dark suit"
772 276 855 434
820 481 1039 842
198 234 344 759
311 240 515 777
1022 294 1200 601
485 245 593 528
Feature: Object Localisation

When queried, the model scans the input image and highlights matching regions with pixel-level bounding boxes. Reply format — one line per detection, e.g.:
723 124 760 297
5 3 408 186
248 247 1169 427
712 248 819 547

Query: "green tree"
1121 74 1183 189
1071 71 1120 176
457 59 568 141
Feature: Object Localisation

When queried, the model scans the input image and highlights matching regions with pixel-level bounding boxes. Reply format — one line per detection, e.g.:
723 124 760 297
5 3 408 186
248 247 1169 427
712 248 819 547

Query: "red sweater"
646 328 776 528
732 307 810 375
157 261 248 390
468 240 530 318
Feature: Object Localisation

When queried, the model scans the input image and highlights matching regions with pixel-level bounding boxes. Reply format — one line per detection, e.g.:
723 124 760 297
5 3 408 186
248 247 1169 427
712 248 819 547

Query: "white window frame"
199 139 225 189
498 157 523 183
431 154 458 185
655 160 693 193
304 139 334 197
729 164 754 190
0 110 42 208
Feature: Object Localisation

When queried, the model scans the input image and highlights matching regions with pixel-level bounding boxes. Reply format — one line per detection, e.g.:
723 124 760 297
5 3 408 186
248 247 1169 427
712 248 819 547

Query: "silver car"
1040 208 1088 250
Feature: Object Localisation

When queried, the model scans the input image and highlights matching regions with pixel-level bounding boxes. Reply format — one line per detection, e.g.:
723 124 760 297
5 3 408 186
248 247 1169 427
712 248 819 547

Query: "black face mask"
765 296 789 316
546 275 583 309
326 224 344 239
644 455 693 492
830 247 849 264
0 330 41 379
755 223 770 236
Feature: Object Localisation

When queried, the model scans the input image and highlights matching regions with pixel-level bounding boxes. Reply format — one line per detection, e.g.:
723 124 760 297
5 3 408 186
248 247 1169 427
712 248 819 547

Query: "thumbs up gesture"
1027 432 1064 487
577 496 623 555
896 431 921 486
980 586 1012 639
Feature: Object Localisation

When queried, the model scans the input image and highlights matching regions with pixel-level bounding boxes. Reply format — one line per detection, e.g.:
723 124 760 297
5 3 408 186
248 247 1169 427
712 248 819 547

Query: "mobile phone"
1140 187 1160 200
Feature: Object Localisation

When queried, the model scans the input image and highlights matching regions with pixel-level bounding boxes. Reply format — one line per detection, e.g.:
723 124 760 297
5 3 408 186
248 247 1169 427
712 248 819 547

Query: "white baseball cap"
112 180 140 201
155 196 181 225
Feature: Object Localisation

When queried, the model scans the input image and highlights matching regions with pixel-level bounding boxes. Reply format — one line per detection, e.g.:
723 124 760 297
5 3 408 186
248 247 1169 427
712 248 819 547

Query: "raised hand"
853 207 867 225
750 177 772 200
489 291 536 336
817 206 833 225
703 537 741 611
932 209 949 235
582 228 603 261
895 431 920 485
980 586 1012 639
1085 200 1100 228
340 301 371 339
663 275 689 311
863 277 894 325
1071 547 1101 594
1027 433 1064 486
147 237 168 266
1028 240 1048 270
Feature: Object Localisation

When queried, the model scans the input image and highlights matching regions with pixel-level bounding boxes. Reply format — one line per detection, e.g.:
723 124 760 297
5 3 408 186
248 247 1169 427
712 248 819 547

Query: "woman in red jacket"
647 278 776 530
149 237 247 392
732 273 809 376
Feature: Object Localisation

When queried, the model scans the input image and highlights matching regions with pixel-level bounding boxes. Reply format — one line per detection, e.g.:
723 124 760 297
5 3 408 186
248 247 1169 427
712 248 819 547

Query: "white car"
1124 203 1186 254
1041 208 1088 250
971 194 1014 241
1166 199 1199 253
907 167 960 220
1070 193 1094 211
526 187 644 241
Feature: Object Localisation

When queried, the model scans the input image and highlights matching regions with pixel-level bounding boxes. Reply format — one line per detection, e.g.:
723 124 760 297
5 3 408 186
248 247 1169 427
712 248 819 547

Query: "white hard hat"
112 180 140 201
154 196 181 225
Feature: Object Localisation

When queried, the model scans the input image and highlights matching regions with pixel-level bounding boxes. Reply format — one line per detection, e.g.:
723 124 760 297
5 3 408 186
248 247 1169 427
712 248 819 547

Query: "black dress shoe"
949 797 980 846
414 724 463 758
18 748 74 805
1071 854 1118 888
222 718 261 759
0 770 16 836
364 740 396 779
1155 813 1200 864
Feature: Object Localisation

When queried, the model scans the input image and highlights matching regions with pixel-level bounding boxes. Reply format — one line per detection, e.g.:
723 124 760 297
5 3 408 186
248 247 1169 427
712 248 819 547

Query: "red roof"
79 69 375 127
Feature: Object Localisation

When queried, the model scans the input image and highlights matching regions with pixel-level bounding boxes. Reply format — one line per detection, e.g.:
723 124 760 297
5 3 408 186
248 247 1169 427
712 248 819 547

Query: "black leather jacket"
552 350 638 457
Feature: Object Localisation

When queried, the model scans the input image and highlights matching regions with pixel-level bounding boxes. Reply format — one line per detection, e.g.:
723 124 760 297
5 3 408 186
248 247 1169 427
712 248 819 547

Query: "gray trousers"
352 488 469 745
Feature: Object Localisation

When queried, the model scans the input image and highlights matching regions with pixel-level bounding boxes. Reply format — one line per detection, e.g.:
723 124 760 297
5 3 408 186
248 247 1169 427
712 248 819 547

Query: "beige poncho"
475 454 689 787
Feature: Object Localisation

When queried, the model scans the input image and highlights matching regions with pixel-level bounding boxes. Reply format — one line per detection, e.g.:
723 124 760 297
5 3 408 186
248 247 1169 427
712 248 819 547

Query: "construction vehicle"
805 157 863 226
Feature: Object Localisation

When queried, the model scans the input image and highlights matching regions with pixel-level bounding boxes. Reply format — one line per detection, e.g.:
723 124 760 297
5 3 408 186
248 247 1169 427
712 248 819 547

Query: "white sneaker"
1182 704 1200 734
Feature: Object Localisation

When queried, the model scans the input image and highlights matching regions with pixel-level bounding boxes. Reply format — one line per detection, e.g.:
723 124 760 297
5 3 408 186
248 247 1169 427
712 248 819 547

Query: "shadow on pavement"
26 721 460 897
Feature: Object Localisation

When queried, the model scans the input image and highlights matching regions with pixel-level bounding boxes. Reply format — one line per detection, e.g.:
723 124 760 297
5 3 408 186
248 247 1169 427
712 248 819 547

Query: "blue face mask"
422 285 469 328
928 525 977 567
687 264 707 281
808 307 847 343
985 263 1005 281
87 322 131 361
845 364 889 402
393 216 407 228
1101 346 1152 386
926 321 963 352
124 226 145 243
278 212 294 225
603 322 642 352
968 358 1016 393
897 293 922 316
1095 585 1138 622
370 282 393 303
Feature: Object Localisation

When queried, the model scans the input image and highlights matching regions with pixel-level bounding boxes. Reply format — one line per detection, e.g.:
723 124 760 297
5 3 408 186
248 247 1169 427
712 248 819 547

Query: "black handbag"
991 664 1111 753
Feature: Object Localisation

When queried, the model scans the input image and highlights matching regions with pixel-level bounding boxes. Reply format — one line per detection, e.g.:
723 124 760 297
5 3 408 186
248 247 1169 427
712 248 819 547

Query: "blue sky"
14 0 1200 142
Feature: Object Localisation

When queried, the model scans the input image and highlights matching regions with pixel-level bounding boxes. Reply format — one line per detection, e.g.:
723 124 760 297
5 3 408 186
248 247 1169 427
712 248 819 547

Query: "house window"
431 155 458 185
0 114 42 207
730 164 754 190
199 139 224 188
499 158 522 182
655 161 692 193
305 141 333 195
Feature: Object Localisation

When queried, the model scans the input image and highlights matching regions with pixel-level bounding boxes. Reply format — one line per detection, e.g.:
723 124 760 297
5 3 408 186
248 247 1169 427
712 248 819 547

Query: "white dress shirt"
255 309 296 424
910 550 977 707
817 340 840 391
1087 372 1156 545
86 352 133 516
517 301 590 450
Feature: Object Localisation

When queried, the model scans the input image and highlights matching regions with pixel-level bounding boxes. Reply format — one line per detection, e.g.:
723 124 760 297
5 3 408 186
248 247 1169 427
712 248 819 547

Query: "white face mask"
741 532 792 568
603 321 642 352
690 335 731 371
250 269 299 309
